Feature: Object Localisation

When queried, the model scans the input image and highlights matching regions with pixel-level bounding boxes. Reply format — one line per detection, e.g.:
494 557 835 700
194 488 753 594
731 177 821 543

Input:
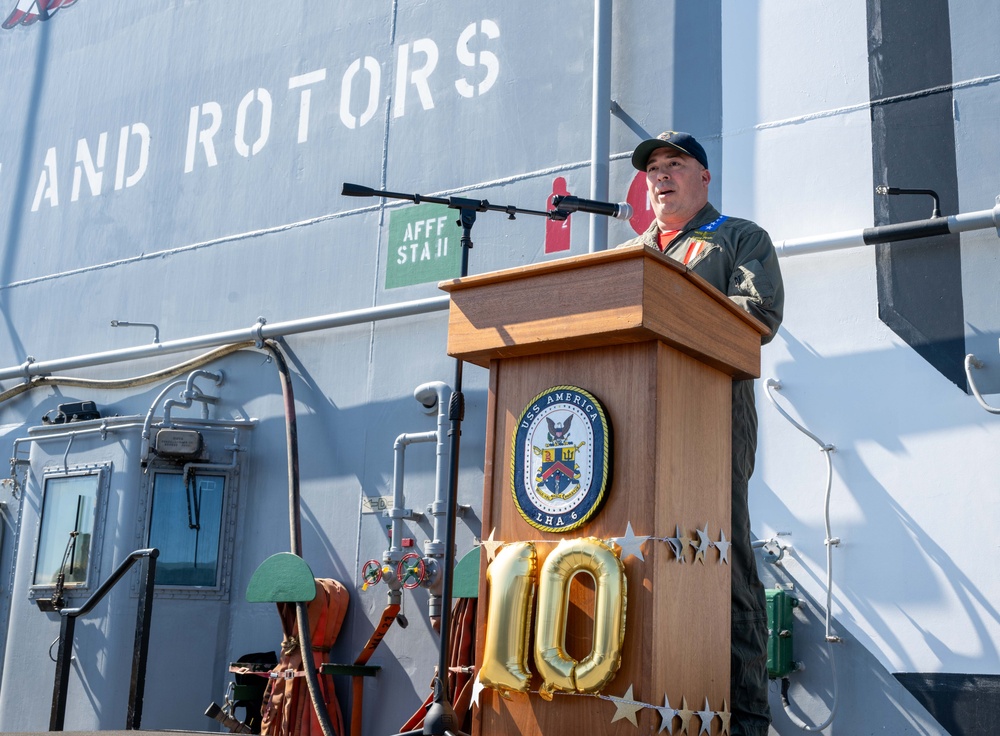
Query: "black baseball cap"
631 131 709 171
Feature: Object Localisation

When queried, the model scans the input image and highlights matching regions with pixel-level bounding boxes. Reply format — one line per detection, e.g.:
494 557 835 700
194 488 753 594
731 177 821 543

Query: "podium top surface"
440 245 769 379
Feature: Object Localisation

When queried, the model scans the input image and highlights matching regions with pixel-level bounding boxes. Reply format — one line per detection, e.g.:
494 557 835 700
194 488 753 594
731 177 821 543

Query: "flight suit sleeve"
726 228 784 344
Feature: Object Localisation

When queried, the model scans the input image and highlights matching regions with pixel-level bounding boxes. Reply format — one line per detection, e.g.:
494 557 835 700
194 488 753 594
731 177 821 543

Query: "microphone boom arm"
341 183 564 221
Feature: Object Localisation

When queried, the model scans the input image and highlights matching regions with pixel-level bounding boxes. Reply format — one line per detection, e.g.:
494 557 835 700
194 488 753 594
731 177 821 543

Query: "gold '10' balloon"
479 537 627 699
534 537 626 696
479 541 537 696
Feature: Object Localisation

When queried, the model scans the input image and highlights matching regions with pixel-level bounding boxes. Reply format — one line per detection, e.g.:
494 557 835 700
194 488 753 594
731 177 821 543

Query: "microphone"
551 195 633 221
342 182 378 197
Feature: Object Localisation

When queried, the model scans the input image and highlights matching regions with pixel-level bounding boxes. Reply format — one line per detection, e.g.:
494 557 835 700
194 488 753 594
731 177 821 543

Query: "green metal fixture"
766 588 799 678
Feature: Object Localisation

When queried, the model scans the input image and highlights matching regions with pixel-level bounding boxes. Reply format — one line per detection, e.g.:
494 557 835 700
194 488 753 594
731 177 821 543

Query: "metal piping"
387 430 437 565
10 417 249 490
765 379 840 732
414 380 453 623
13 420 120 460
414 381 453 553
379 380 453 619
774 195 1000 258
0 343 252 408
140 380 187 468
588 0 613 252
181 428 243 488
964 354 1000 414
162 370 224 425
0 295 450 382
11 197 996 384
12 417 246 455
381 430 437 609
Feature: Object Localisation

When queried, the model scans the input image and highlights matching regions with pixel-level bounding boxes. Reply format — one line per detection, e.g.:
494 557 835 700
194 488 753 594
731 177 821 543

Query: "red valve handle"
361 559 383 590
397 553 426 590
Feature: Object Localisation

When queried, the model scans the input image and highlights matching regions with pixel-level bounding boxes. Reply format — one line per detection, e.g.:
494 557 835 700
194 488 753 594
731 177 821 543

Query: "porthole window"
147 472 226 587
33 472 101 588
135 422 248 600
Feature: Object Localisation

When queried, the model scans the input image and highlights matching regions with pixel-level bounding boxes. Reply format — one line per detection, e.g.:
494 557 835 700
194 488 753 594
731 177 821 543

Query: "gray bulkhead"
1 1 999 735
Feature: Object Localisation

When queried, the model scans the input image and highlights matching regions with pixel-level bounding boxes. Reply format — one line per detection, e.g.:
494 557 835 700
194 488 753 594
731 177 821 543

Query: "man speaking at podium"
617 131 784 736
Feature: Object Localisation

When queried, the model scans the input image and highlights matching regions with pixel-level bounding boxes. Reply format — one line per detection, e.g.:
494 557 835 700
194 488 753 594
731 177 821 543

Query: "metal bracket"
426 502 470 518
253 317 268 348
110 319 160 344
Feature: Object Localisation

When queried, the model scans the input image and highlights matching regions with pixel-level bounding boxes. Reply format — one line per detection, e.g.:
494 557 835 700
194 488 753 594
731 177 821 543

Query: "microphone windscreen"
342 183 376 197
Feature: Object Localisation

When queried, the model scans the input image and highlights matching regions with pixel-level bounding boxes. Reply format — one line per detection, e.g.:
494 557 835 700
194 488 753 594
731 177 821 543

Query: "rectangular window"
34 474 100 586
148 472 225 587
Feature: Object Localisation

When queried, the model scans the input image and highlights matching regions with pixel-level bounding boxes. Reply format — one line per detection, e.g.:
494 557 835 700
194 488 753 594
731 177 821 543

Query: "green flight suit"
618 202 784 736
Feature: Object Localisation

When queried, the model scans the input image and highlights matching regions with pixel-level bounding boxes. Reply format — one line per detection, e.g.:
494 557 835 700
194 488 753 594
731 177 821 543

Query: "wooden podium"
441 245 769 736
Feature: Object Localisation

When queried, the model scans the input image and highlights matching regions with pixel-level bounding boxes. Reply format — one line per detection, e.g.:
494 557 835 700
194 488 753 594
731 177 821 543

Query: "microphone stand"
341 183 565 736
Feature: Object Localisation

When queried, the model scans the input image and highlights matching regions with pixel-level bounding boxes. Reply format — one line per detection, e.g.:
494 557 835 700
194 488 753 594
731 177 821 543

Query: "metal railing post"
49 614 76 731
47 549 158 732
127 550 158 730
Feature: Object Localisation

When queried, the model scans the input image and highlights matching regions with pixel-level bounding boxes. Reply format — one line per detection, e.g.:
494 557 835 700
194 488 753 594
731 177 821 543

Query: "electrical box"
42 401 101 424
154 428 204 458
766 587 798 678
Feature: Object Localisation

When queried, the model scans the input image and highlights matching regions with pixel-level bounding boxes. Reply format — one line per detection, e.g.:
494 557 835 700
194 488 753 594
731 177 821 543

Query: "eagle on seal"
546 414 572 442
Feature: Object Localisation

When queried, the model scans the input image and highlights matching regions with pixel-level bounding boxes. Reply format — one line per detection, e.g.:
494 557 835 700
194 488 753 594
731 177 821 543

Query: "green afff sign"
385 203 462 289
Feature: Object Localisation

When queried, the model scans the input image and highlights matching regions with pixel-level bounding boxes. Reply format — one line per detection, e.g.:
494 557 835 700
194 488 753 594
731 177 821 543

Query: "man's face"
645 147 711 230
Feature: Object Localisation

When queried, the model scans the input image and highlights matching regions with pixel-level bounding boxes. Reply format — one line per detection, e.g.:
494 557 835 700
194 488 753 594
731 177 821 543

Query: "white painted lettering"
288 69 327 144
393 38 438 118
235 88 273 158
71 132 107 202
115 123 150 190
340 56 380 129
184 102 222 173
31 146 59 211
17 21 504 213
455 20 500 98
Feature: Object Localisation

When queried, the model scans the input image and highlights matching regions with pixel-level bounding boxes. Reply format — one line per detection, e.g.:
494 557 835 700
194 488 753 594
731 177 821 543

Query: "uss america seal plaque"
511 385 612 533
